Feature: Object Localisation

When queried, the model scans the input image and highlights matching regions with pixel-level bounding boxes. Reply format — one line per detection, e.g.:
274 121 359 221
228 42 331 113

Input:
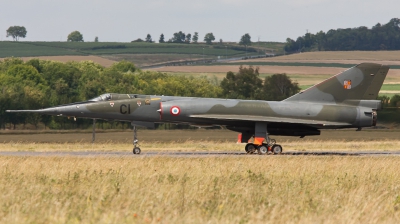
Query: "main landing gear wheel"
257 145 268 155
133 147 141 154
272 144 283 154
245 143 257 154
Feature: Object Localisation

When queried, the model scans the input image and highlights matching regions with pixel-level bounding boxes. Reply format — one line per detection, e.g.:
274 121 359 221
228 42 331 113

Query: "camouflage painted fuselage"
6 63 389 139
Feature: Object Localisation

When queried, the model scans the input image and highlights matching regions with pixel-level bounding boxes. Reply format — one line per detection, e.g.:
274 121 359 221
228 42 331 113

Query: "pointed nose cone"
6 104 84 116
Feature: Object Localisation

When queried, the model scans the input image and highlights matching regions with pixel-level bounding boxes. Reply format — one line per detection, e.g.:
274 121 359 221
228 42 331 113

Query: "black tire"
258 145 268 155
272 145 282 154
133 147 141 154
245 143 256 154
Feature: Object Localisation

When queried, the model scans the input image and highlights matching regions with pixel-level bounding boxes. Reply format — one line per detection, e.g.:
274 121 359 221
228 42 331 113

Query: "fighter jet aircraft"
6 63 389 155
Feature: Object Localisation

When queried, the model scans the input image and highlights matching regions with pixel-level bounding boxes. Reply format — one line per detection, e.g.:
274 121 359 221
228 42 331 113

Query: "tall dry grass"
1 139 400 152
1 156 400 223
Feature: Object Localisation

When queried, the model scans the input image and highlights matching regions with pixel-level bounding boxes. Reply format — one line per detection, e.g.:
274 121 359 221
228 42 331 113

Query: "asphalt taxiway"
1 151 400 157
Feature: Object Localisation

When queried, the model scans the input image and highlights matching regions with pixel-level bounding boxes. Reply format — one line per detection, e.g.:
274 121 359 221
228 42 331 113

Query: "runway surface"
1 151 400 157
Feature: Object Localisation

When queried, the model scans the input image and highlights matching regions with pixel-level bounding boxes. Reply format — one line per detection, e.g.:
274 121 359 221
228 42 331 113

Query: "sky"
1 0 399 43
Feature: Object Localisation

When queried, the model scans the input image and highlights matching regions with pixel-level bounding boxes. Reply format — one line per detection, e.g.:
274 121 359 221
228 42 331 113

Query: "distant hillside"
0 41 284 58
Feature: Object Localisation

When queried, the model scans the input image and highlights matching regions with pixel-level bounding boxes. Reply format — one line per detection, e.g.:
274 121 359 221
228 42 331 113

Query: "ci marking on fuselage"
120 104 131 114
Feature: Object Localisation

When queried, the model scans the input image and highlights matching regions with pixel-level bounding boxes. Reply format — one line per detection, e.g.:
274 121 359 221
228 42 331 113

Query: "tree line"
0 58 300 130
135 32 253 45
285 18 400 52
5 25 254 46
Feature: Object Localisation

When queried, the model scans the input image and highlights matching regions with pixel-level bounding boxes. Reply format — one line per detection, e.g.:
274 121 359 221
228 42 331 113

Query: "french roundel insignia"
170 106 181 116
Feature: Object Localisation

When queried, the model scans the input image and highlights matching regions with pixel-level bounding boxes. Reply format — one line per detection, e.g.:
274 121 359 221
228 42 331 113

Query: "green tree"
159 33 165 43
239 33 251 45
6 26 27 41
220 66 262 99
192 32 199 43
0 57 24 73
0 57 226 130
40 61 82 105
262 73 300 101
284 38 297 52
145 34 153 43
284 18 400 52
378 95 390 107
108 60 136 73
172 31 186 43
204 33 215 44
185 33 192 43
67 31 84 42
390 95 400 107
131 38 144 42
94 36 99 42
0 63 49 129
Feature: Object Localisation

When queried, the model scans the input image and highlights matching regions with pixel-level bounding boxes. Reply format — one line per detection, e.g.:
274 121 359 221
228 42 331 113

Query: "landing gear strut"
132 125 141 154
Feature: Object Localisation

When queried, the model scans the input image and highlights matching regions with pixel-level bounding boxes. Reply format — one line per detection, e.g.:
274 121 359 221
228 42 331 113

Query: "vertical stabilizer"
283 63 389 103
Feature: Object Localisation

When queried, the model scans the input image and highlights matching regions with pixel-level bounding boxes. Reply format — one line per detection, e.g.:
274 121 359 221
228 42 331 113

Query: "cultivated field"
101 54 204 67
153 65 346 75
152 66 400 87
1 156 400 223
0 41 267 61
245 51 400 64
151 51 400 96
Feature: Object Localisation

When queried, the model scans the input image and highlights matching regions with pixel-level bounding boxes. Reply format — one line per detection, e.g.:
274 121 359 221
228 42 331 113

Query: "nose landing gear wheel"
245 143 256 154
133 147 141 154
132 124 141 155
272 144 283 154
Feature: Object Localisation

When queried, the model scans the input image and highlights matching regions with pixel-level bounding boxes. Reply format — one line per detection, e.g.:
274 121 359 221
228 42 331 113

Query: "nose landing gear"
132 125 141 154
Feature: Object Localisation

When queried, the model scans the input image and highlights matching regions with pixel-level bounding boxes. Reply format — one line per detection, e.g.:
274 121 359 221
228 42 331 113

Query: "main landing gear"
132 125 141 154
245 142 283 155
244 122 283 155
245 139 283 155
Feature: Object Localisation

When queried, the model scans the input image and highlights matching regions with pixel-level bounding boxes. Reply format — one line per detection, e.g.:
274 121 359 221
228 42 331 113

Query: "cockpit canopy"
89 93 112 102
88 93 145 102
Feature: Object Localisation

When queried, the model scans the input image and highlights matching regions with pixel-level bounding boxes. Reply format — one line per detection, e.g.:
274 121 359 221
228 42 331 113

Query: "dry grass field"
1 129 400 152
1 129 400 142
1 156 400 223
1 139 400 153
1 130 400 223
